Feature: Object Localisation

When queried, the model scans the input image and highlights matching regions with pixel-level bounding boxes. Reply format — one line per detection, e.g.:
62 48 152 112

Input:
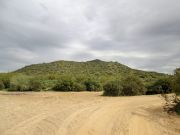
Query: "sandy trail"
0 92 179 135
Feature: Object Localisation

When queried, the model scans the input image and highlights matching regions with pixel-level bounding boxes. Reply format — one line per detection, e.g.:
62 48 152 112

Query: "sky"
0 0 180 73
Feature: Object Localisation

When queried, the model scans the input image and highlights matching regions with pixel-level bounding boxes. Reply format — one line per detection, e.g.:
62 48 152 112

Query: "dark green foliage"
162 69 180 115
0 73 13 88
41 80 58 91
122 76 146 96
173 68 180 95
172 68 180 115
0 81 5 90
73 83 85 92
174 102 180 115
84 79 102 91
9 75 31 91
146 78 172 95
103 76 145 96
53 78 72 91
2 78 10 89
146 89 160 95
53 79 85 91
28 79 42 91
8 74 42 91
103 81 123 96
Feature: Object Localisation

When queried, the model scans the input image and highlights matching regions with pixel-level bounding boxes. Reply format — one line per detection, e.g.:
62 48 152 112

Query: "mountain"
14 59 167 85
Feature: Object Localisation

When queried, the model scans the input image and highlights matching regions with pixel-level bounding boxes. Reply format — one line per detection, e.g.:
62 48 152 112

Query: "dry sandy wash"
0 92 179 135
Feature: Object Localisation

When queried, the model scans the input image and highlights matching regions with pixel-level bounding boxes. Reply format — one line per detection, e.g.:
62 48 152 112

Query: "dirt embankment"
0 92 179 135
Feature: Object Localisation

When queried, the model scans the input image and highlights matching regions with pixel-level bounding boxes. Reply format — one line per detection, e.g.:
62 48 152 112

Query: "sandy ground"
0 92 179 135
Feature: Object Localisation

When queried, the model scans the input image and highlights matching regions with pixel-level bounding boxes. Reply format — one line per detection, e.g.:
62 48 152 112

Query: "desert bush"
72 83 85 92
28 78 42 91
147 78 172 95
9 74 31 91
47 74 57 80
173 68 180 114
162 69 180 115
0 73 13 89
174 102 180 115
0 81 5 90
53 79 73 91
53 79 85 91
41 80 57 90
103 81 123 96
53 81 71 91
2 79 10 89
122 76 146 96
84 79 102 91
9 75 43 91
146 85 163 95
173 68 180 95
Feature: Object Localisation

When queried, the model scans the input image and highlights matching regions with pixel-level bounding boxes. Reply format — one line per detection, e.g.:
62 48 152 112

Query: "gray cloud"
0 0 180 73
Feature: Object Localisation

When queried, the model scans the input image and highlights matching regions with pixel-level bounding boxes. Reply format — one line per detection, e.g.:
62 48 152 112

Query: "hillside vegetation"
15 59 166 84
0 59 171 94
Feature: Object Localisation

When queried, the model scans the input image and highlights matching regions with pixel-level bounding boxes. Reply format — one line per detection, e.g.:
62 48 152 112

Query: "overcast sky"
0 0 180 73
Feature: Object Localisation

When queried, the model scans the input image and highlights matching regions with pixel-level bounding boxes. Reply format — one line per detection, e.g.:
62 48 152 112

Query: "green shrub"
9 75 31 91
8 74 44 91
2 78 10 89
53 79 85 91
53 79 73 91
0 73 12 89
84 79 102 91
41 80 57 90
0 81 5 90
72 83 85 92
103 81 123 96
29 79 42 91
175 102 180 115
173 69 180 95
172 69 180 115
147 78 172 95
122 76 146 96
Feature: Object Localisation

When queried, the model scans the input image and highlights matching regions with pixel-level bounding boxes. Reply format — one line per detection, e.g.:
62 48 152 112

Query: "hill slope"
14 59 167 85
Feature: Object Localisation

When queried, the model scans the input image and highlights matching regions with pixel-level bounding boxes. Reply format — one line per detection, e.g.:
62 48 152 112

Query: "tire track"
0 92 180 135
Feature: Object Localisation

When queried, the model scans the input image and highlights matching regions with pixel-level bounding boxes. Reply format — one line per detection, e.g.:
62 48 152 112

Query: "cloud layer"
0 0 180 73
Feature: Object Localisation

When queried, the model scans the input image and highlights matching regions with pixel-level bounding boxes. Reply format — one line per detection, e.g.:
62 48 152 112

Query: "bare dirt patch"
0 91 179 135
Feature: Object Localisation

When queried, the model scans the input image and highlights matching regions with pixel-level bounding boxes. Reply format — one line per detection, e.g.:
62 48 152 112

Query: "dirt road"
0 92 179 135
